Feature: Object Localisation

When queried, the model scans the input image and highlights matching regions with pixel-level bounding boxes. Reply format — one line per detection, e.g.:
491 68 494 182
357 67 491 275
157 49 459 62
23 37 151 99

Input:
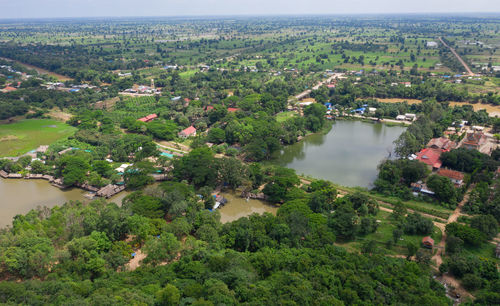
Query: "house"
415 147 442 169
461 131 487 150
422 236 434 248
405 113 416 121
496 242 500 259
1 86 17 93
426 137 455 151
115 164 131 173
354 107 366 115
437 168 465 186
36 145 49 154
411 181 435 195
137 114 158 123
426 41 438 48
396 115 407 121
205 105 214 111
298 101 314 107
171 96 181 102
178 126 197 138
227 107 240 112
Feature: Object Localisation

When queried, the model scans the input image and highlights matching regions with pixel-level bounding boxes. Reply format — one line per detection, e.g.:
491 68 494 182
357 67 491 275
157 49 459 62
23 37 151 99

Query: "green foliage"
403 213 434 235
57 154 91 186
426 174 457 206
470 214 499 240
142 233 180 266
445 222 485 246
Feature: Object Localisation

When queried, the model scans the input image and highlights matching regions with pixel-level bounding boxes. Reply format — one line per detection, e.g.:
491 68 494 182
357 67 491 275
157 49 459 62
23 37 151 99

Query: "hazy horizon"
1 0 500 19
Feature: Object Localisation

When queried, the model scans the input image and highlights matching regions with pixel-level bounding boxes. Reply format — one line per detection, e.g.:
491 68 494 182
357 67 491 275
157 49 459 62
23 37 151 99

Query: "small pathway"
439 37 475 76
431 186 474 301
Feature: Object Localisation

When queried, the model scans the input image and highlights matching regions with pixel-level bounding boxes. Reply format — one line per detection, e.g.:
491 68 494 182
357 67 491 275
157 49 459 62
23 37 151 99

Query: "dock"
96 184 126 198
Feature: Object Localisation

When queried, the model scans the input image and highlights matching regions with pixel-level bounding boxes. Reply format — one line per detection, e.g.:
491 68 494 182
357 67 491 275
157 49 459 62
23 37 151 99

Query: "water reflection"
271 120 405 187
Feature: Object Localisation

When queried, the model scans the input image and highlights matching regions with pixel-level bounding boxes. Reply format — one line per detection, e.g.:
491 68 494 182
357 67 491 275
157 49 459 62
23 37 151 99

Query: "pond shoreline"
270 120 406 188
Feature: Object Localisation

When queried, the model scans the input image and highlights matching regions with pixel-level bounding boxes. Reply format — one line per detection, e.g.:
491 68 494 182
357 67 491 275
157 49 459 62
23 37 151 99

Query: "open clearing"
0 119 76 157
376 98 500 117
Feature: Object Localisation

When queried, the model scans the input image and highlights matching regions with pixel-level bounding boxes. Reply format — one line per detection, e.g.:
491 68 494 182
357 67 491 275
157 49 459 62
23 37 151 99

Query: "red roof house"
422 236 434 248
426 137 455 151
178 126 197 138
1 86 17 93
227 107 240 112
415 148 442 169
462 132 487 150
437 168 465 186
137 114 158 123
205 105 214 112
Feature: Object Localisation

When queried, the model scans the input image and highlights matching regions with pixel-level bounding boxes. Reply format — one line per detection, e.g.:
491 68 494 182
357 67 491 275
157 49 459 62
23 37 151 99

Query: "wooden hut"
422 236 434 249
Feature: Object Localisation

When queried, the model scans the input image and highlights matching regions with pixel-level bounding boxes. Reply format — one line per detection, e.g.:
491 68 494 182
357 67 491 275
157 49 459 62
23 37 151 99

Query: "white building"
426 41 438 48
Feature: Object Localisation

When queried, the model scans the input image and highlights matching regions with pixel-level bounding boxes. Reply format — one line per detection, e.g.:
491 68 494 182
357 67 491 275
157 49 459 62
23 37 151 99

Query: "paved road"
439 37 475 76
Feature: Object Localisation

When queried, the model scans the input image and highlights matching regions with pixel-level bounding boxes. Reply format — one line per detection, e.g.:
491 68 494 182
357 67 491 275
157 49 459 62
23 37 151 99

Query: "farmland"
0 119 76 157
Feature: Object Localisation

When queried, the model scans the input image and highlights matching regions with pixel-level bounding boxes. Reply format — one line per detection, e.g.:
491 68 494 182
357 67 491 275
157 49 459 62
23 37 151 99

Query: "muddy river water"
0 178 129 228
0 179 277 228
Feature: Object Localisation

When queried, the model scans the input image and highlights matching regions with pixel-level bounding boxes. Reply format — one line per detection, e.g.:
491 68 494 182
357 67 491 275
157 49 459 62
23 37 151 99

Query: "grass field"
0 119 76 157
276 111 298 122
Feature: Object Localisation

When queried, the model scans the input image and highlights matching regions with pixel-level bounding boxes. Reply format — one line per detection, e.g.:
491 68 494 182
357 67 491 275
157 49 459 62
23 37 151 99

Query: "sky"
1 0 500 19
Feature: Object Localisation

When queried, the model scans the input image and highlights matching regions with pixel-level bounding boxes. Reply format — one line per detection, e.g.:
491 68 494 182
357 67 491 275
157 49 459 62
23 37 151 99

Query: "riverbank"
336 114 412 126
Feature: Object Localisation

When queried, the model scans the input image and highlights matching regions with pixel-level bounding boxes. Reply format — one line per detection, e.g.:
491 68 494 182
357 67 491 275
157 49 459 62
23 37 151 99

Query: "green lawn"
276 111 298 122
0 119 76 157
336 210 443 256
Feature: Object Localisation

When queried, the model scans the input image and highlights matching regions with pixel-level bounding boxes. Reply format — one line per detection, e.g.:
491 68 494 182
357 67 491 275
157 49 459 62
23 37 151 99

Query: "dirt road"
439 37 474 76
431 187 474 301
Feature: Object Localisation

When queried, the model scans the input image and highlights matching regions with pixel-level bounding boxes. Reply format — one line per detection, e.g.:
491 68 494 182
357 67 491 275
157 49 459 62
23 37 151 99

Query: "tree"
328 203 358 241
445 222 485 246
405 241 418 260
173 147 216 188
470 215 498 240
426 175 457 205
143 233 180 266
263 167 300 203
92 160 111 176
58 154 90 186
207 127 226 144
30 160 47 174
147 120 178 140
216 157 248 189
123 161 155 190
445 235 463 255
392 228 403 243
156 284 181 306
403 213 433 235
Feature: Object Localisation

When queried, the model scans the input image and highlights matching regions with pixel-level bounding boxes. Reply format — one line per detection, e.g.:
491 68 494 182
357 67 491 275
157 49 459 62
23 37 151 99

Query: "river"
0 178 129 228
271 120 406 188
0 178 277 228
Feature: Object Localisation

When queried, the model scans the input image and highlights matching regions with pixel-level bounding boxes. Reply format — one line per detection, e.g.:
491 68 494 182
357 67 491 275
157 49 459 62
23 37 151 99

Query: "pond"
218 191 278 223
0 178 129 228
271 120 406 188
